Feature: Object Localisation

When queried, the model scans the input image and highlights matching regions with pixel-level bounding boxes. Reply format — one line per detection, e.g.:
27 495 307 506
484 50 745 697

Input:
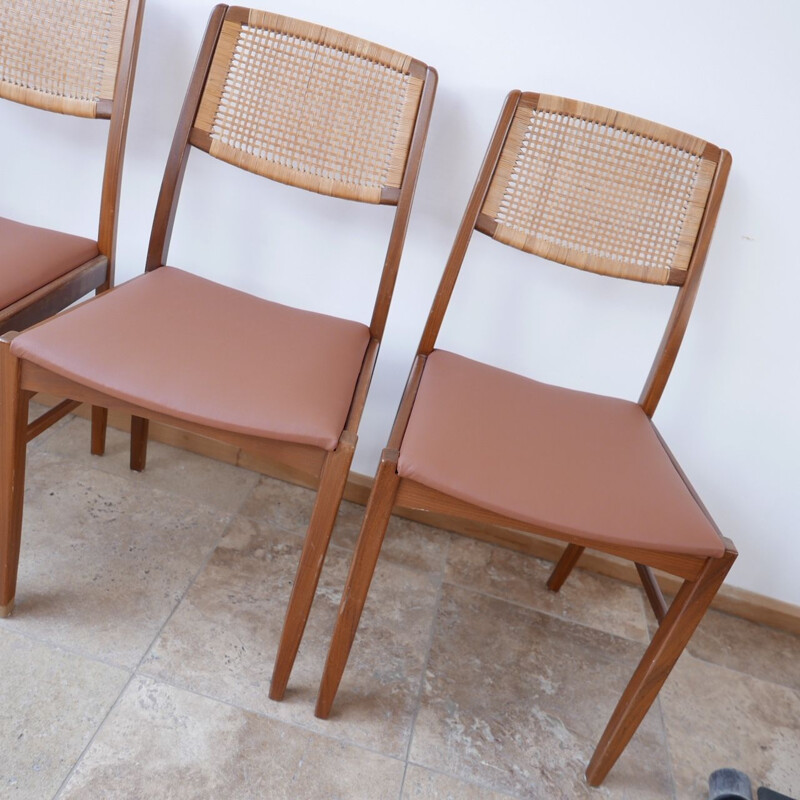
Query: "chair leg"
269 432 356 702
636 562 668 623
546 544 584 592
315 449 400 719
0 341 31 617
91 406 108 456
130 416 149 472
585 543 737 786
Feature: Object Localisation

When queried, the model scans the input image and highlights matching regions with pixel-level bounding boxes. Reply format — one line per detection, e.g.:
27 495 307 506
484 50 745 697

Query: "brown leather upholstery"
398 350 725 557
11 267 370 450
0 216 100 308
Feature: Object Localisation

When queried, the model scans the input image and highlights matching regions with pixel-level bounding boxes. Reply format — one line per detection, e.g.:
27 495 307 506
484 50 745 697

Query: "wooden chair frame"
0 0 145 452
0 4 437 706
315 91 734 786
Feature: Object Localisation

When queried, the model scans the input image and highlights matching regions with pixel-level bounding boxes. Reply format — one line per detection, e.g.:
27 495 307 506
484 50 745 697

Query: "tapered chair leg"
0 339 31 618
315 449 400 719
269 432 357 701
130 415 149 472
546 544 584 592
636 562 668 623
91 406 108 456
585 544 737 785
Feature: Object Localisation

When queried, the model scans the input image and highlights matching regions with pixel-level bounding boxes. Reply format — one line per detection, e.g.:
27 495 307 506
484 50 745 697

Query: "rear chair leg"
91 406 108 456
0 339 31 617
547 544 584 592
315 448 400 719
636 562 668 623
585 544 737 785
269 432 356 702
130 415 149 472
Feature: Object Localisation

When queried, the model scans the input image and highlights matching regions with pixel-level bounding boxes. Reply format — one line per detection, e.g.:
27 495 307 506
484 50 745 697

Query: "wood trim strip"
0 256 108 335
395 479 707 581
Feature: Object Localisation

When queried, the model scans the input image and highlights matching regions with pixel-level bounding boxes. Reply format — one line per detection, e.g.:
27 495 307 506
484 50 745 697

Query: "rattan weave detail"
0 0 127 118
482 95 717 284
194 10 424 203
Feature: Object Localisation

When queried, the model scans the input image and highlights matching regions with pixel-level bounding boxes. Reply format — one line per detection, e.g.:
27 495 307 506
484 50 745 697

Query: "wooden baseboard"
44 398 800 636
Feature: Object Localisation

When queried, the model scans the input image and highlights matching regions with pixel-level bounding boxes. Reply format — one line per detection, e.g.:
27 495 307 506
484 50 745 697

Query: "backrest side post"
417 91 521 355
369 67 437 341
638 149 732 416
96 0 146 286
145 4 228 272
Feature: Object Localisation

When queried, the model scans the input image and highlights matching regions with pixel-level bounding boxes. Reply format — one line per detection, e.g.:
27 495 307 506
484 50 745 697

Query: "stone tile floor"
1 410 799 799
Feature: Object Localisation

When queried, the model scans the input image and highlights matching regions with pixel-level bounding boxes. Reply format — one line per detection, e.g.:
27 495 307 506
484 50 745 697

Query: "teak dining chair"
0 4 437 704
0 0 145 452
316 91 734 785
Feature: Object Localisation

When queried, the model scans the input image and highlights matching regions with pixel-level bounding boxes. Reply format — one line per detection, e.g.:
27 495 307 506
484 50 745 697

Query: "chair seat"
397 350 725 557
11 267 371 450
0 217 100 308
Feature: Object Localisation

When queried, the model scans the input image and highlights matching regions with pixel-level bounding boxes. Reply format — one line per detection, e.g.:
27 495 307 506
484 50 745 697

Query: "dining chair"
0 0 145 453
315 91 733 786
0 4 437 705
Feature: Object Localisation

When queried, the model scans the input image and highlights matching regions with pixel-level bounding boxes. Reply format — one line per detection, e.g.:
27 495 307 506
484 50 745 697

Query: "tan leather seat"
398 350 724 557
11 267 371 450
0 217 99 308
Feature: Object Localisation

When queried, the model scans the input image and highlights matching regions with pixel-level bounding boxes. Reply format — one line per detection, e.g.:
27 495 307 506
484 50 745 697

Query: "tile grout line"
51 669 136 799
402 761 528 800
0 624 133 673
49 457 256 799
443 576 651 647
397 534 452 799
657 695 680 800
116 668 409 767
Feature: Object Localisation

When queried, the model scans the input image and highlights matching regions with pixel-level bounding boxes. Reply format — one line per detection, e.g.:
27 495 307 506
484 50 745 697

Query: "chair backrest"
0 0 145 273
0 0 135 119
419 91 731 414
147 5 436 340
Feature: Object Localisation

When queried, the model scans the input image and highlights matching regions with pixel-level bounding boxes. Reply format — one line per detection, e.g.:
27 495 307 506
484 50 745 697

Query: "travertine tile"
59 676 405 799
238 475 315 534
682 608 800 693
1 462 229 667
29 415 258 514
141 514 441 758
0 628 128 799
661 654 800 800
402 764 519 799
410 584 673 799
445 537 648 642
240 477 449 574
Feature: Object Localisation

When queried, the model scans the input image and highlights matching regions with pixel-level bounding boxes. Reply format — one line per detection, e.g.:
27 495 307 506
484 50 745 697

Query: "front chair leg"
130 415 149 472
91 406 108 455
315 448 400 719
269 432 356 702
546 543 584 592
0 339 32 617
585 543 737 786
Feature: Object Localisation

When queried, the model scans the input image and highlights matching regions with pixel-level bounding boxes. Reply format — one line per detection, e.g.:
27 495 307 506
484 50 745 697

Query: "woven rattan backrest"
192 7 426 203
0 0 129 118
480 93 720 285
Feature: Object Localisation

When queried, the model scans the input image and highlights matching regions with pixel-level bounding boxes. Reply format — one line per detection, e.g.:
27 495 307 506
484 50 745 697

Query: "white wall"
2 0 799 606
